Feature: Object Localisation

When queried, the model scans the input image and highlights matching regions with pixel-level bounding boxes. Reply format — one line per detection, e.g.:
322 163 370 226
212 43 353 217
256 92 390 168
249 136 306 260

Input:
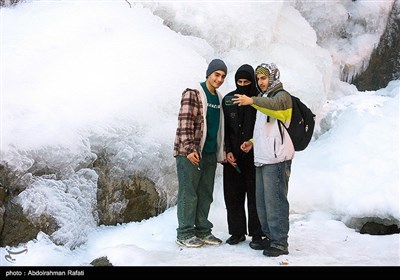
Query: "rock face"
0 151 166 247
0 164 42 247
352 1 400 90
96 173 163 225
0 202 58 247
93 152 165 226
0 0 22 7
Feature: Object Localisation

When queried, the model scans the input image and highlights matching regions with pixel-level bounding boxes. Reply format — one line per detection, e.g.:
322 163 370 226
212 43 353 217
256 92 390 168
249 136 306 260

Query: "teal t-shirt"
201 82 220 153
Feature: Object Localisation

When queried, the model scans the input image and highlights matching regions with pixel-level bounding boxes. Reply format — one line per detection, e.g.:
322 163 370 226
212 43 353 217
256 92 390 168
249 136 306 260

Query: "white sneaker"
176 236 204 248
200 234 222 245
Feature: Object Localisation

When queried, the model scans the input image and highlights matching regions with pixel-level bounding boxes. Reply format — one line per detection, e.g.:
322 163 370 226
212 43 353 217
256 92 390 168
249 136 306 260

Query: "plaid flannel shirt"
173 88 204 157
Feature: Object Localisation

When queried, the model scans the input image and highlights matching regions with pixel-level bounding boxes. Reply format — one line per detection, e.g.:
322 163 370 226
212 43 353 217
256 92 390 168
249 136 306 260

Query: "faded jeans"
176 152 217 240
255 160 291 250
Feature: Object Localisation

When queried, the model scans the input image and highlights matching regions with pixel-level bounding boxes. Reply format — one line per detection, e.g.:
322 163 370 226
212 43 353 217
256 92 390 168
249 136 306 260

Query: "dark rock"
0 198 59 247
90 256 113 266
360 222 400 235
352 2 400 90
93 151 165 226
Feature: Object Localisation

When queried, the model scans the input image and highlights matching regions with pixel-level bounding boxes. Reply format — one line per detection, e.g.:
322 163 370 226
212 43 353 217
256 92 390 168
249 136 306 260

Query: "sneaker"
176 236 204 248
263 246 289 257
200 234 222 245
226 235 246 245
249 237 270 250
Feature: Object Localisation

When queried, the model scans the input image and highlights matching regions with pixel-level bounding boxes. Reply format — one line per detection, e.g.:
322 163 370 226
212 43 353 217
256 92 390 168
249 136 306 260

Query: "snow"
0 0 398 268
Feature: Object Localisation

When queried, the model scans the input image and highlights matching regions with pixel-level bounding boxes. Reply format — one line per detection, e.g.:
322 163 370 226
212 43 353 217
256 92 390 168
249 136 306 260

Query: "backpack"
278 92 316 151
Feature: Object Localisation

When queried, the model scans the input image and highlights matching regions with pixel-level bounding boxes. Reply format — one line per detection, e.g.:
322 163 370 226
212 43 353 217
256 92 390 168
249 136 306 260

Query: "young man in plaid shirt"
173 59 227 248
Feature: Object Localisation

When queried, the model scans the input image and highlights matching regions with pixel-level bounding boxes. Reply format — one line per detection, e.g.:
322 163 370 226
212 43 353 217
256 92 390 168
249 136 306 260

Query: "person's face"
208 70 226 89
236 78 251 86
257 73 269 92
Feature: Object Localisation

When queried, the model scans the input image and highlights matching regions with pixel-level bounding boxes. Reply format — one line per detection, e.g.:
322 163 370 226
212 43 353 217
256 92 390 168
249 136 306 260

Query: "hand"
240 141 253 153
226 152 237 166
187 152 200 165
232 94 253 106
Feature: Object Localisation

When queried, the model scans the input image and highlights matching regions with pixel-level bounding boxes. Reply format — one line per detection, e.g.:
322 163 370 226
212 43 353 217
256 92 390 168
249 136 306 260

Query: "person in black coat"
222 64 264 245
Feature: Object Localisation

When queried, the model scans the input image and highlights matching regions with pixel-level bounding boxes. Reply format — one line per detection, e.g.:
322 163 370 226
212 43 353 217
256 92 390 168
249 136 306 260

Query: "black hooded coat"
222 64 258 158
221 64 263 237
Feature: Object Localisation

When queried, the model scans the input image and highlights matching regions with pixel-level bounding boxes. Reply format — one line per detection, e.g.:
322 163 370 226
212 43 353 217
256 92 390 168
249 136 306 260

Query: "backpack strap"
278 120 284 145
265 89 287 122
267 90 289 144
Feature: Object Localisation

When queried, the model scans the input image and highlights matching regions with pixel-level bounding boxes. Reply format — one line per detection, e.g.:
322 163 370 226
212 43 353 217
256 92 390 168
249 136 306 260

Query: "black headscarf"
234 64 258 97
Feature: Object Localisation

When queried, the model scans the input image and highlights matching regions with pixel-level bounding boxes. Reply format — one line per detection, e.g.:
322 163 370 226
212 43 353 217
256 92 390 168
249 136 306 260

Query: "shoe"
226 235 246 245
251 235 262 242
249 237 270 250
176 236 204 248
263 246 289 257
200 234 222 245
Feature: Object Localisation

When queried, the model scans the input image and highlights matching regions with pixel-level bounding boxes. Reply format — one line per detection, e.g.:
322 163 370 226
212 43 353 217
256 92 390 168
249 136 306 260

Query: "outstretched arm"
233 94 253 106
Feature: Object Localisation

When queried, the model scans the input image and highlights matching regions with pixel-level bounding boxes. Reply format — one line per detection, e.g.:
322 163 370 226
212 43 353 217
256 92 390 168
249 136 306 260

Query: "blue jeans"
255 160 291 250
176 152 217 239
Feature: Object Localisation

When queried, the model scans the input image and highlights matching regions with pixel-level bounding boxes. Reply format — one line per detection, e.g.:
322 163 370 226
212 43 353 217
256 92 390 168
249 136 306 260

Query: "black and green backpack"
278 91 316 151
